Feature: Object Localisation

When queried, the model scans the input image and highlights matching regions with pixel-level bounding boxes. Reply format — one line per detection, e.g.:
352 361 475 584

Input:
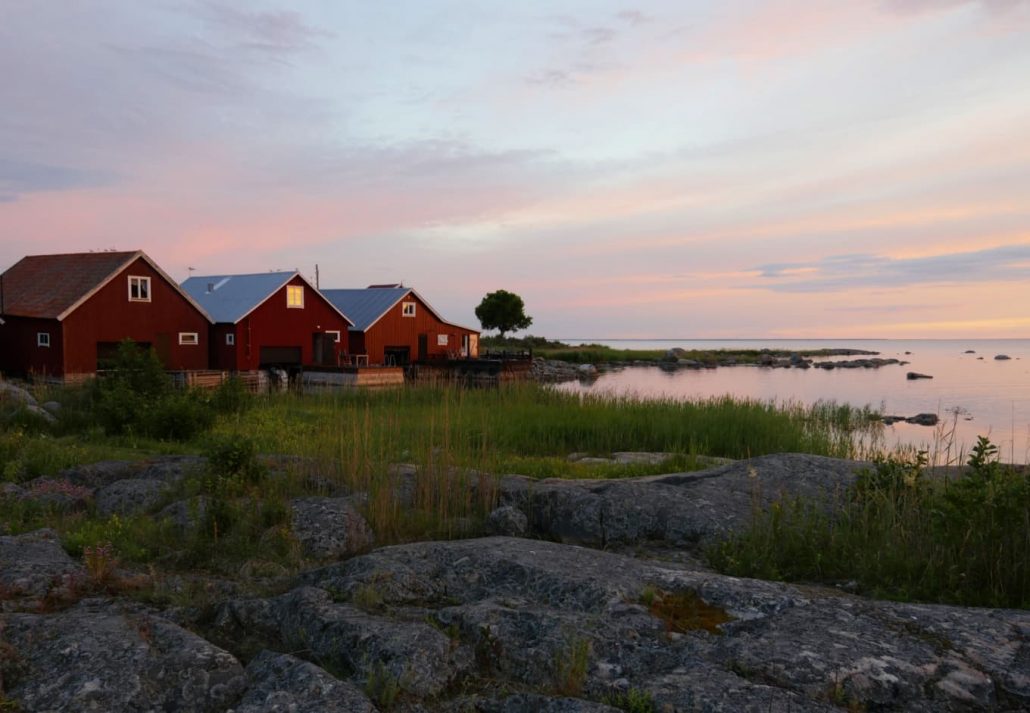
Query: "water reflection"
553 339 1030 461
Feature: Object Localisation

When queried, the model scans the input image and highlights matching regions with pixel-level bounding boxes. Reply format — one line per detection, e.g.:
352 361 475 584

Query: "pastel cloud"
1 0 1029 338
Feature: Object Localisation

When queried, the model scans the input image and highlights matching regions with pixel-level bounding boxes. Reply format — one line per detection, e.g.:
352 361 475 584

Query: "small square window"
326 330 341 343
226 333 235 346
37 332 51 348
128 275 151 302
437 334 449 346
401 302 416 317
287 285 304 308
178 332 199 346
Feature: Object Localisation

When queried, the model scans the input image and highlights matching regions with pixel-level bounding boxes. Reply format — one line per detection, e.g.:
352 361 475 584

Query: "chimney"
207 282 215 293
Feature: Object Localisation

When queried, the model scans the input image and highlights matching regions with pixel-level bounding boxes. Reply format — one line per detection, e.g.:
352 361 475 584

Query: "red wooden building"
322 286 479 366
181 271 353 371
0 251 212 380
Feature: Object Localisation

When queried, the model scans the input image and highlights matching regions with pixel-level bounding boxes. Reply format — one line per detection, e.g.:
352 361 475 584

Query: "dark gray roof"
181 272 298 324
321 288 410 331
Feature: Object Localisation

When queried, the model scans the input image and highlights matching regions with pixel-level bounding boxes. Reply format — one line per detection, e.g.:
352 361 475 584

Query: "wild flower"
82 541 118 585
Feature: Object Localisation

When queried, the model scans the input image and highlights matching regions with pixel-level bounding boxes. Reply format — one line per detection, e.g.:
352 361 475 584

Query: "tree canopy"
474 290 533 338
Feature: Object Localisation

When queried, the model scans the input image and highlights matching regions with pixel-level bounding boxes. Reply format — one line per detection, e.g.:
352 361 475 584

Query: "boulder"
95 478 168 517
23 404 57 424
234 650 376 713
487 505 528 537
19 478 93 512
995 354 1012 361
41 400 62 414
290 497 374 560
159 496 210 533
498 454 864 549
907 372 933 380
0 380 37 407
906 413 940 427
0 528 83 602
1 598 247 712
577 364 598 377
214 586 471 697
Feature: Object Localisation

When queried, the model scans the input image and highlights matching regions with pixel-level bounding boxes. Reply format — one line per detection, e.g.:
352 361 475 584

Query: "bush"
204 434 264 483
146 390 214 441
210 376 252 415
708 436 1030 608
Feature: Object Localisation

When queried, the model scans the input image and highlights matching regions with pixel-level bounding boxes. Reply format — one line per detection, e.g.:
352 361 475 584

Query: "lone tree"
475 289 532 339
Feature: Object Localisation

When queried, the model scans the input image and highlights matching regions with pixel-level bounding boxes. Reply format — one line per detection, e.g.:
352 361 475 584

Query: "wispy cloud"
755 244 1030 292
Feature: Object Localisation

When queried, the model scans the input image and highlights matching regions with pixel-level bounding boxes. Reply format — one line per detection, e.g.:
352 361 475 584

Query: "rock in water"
906 372 933 380
906 413 940 426
995 354 1011 360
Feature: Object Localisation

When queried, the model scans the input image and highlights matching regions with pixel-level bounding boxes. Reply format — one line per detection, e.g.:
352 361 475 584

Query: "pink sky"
2 0 1029 338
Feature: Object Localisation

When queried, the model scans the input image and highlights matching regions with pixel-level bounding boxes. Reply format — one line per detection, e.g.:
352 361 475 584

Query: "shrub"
204 434 263 483
709 435 1030 608
553 634 591 696
146 390 214 441
210 377 252 415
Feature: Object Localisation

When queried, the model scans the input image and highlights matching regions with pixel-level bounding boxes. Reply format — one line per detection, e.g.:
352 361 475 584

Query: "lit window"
401 302 416 317
226 333 235 346
37 332 51 347
437 334 449 346
178 332 199 345
326 330 341 343
287 285 304 308
128 276 151 302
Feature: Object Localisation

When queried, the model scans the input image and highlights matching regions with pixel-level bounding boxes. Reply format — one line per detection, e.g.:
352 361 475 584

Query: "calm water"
554 339 1030 459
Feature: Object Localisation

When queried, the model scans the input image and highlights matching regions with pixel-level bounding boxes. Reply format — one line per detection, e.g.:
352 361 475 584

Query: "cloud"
193 0 333 56
754 244 1030 292
0 159 117 201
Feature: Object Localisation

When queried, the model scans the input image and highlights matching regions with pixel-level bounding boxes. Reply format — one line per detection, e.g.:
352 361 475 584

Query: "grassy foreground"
1 350 878 567
709 438 1030 608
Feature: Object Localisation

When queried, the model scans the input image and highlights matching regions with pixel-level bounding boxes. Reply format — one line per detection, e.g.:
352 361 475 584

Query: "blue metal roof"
181 272 296 324
321 288 409 331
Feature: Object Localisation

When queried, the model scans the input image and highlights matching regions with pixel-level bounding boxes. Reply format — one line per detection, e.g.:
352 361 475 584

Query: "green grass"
708 439 1030 608
1 378 880 590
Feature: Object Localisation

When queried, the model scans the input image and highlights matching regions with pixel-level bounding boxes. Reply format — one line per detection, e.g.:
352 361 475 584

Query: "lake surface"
553 339 1030 461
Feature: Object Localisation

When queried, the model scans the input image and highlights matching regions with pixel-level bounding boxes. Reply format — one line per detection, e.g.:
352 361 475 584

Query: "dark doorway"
155 333 171 367
259 346 302 367
384 346 410 366
417 334 428 362
312 333 335 366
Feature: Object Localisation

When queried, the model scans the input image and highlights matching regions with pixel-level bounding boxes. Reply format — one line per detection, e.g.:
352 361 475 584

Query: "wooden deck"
302 366 405 389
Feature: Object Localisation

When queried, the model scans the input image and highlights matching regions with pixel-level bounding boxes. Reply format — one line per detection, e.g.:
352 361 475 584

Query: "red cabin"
181 271 353 372
0 251 212 381
321 286 479 366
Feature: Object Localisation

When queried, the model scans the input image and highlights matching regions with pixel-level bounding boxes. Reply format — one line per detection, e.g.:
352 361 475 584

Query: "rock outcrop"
248 537 1027 712
495 453 864 549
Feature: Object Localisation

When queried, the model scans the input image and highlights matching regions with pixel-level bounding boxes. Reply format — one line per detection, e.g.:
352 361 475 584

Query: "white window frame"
326 330 341 343
226 333 235 346
178 332 199 346
401 301 416 317
37 332 51 348
286 285 304 309
437 334 449 346
128 275 151 302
